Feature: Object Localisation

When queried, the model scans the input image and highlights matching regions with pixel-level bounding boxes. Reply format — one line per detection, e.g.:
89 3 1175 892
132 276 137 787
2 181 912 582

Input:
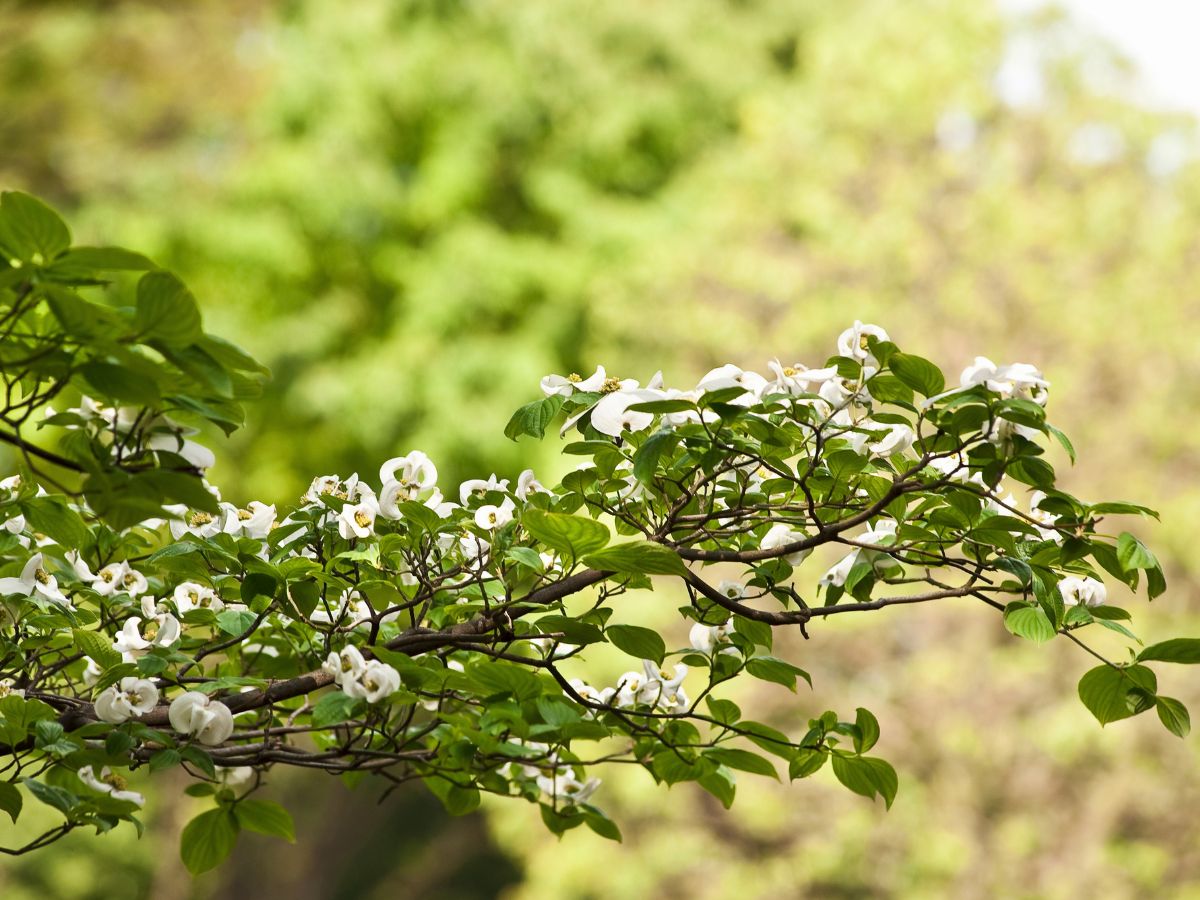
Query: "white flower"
567 678 615 709
536 768 601 807
1059 576 1106 608
166 506 223 540
634 661 689 711
837 321 890 362
147 431 215 471
820 552 859 588
337 500 378 540
323 645 368 685
960 358 1049 405
589 390 661 438
458 534 491 573
867 423 914 458
859 519 898 546
927 452 970 482
303 475 343 503
379 451 438 505
168 691 235 745
221 501 276 539
173 581 223 614
474 498 515 530
516 469 545 501
0 553 70 606
216 766 255 793
760 523 811 565
94 677 159 724
540 366 606 397
459 474 510 506
765 360 839 396
0 678 24 699
614 669 647 708
1029 491 1062 542
689 620 734 655
343 660 401 704
77 765 144 807
697 364 769 403
82 658 103 687
113 602 181 653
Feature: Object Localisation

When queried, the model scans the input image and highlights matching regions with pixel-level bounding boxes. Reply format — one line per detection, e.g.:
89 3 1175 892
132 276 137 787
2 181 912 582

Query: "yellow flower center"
102 773 128 791
783 366 797 376
354 510 371 528
189 512 213 527
858 334 870 350
568 373 582 383
238 508 254 521
34 569 51 585
601 377 622 394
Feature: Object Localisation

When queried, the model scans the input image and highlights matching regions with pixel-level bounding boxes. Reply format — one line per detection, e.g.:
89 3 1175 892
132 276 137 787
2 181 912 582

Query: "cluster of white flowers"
322 645 401 703
569 659 690 715
502 739 601 808
0 319 1113 828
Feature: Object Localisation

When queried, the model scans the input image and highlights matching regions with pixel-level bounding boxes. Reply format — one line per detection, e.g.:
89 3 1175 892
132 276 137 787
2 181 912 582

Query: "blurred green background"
3 0 1200 896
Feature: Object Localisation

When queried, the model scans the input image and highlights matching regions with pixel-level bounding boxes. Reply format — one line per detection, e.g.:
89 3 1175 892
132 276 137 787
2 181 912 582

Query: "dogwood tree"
0 192 1187 873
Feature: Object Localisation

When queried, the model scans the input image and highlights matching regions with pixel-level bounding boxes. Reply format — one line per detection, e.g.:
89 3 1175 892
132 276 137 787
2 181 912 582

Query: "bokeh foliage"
3 0 1200 897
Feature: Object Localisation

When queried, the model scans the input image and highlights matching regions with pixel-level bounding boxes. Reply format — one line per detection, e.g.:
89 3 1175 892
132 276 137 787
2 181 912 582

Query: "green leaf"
521 509 610 560
1156 697 1191 738
504 395 563 441
854 708 880 754
1046 424 1076 464
831 754 898 808
425 777 481 816
73 628 122 670
789 750 827 779
136 270 202 346
704 696 741 725
889 352 945 397
469 662 543 701
239 572 277 604
56 246 155 271
180 808 240 875
632 430 680 483
78 361 161 406
0 781 21 823
745 657 811 692
310 691 361 727
581 541 688 577
1138 639 1200 664
536 696 580 727
216 609 257 636
1090 501 1159 520
1003 603 1056 645
582 810 622 842
21 497 91 549
702 747 778 780
23 779 77 817
697 767 736 808
1077 664 1158 725
0 191 71 262
234 799 295 842
606 624 666 665
1117 532 1157 572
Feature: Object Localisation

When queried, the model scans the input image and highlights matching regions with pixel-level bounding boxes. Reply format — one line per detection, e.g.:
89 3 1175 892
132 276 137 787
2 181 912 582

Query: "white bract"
760 523 811 565
0 553 69 606
169 691 235 745
94 677 159 724
837 320 890 362
77 765 145 807
1059 576 1107 608
540 366 606 397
